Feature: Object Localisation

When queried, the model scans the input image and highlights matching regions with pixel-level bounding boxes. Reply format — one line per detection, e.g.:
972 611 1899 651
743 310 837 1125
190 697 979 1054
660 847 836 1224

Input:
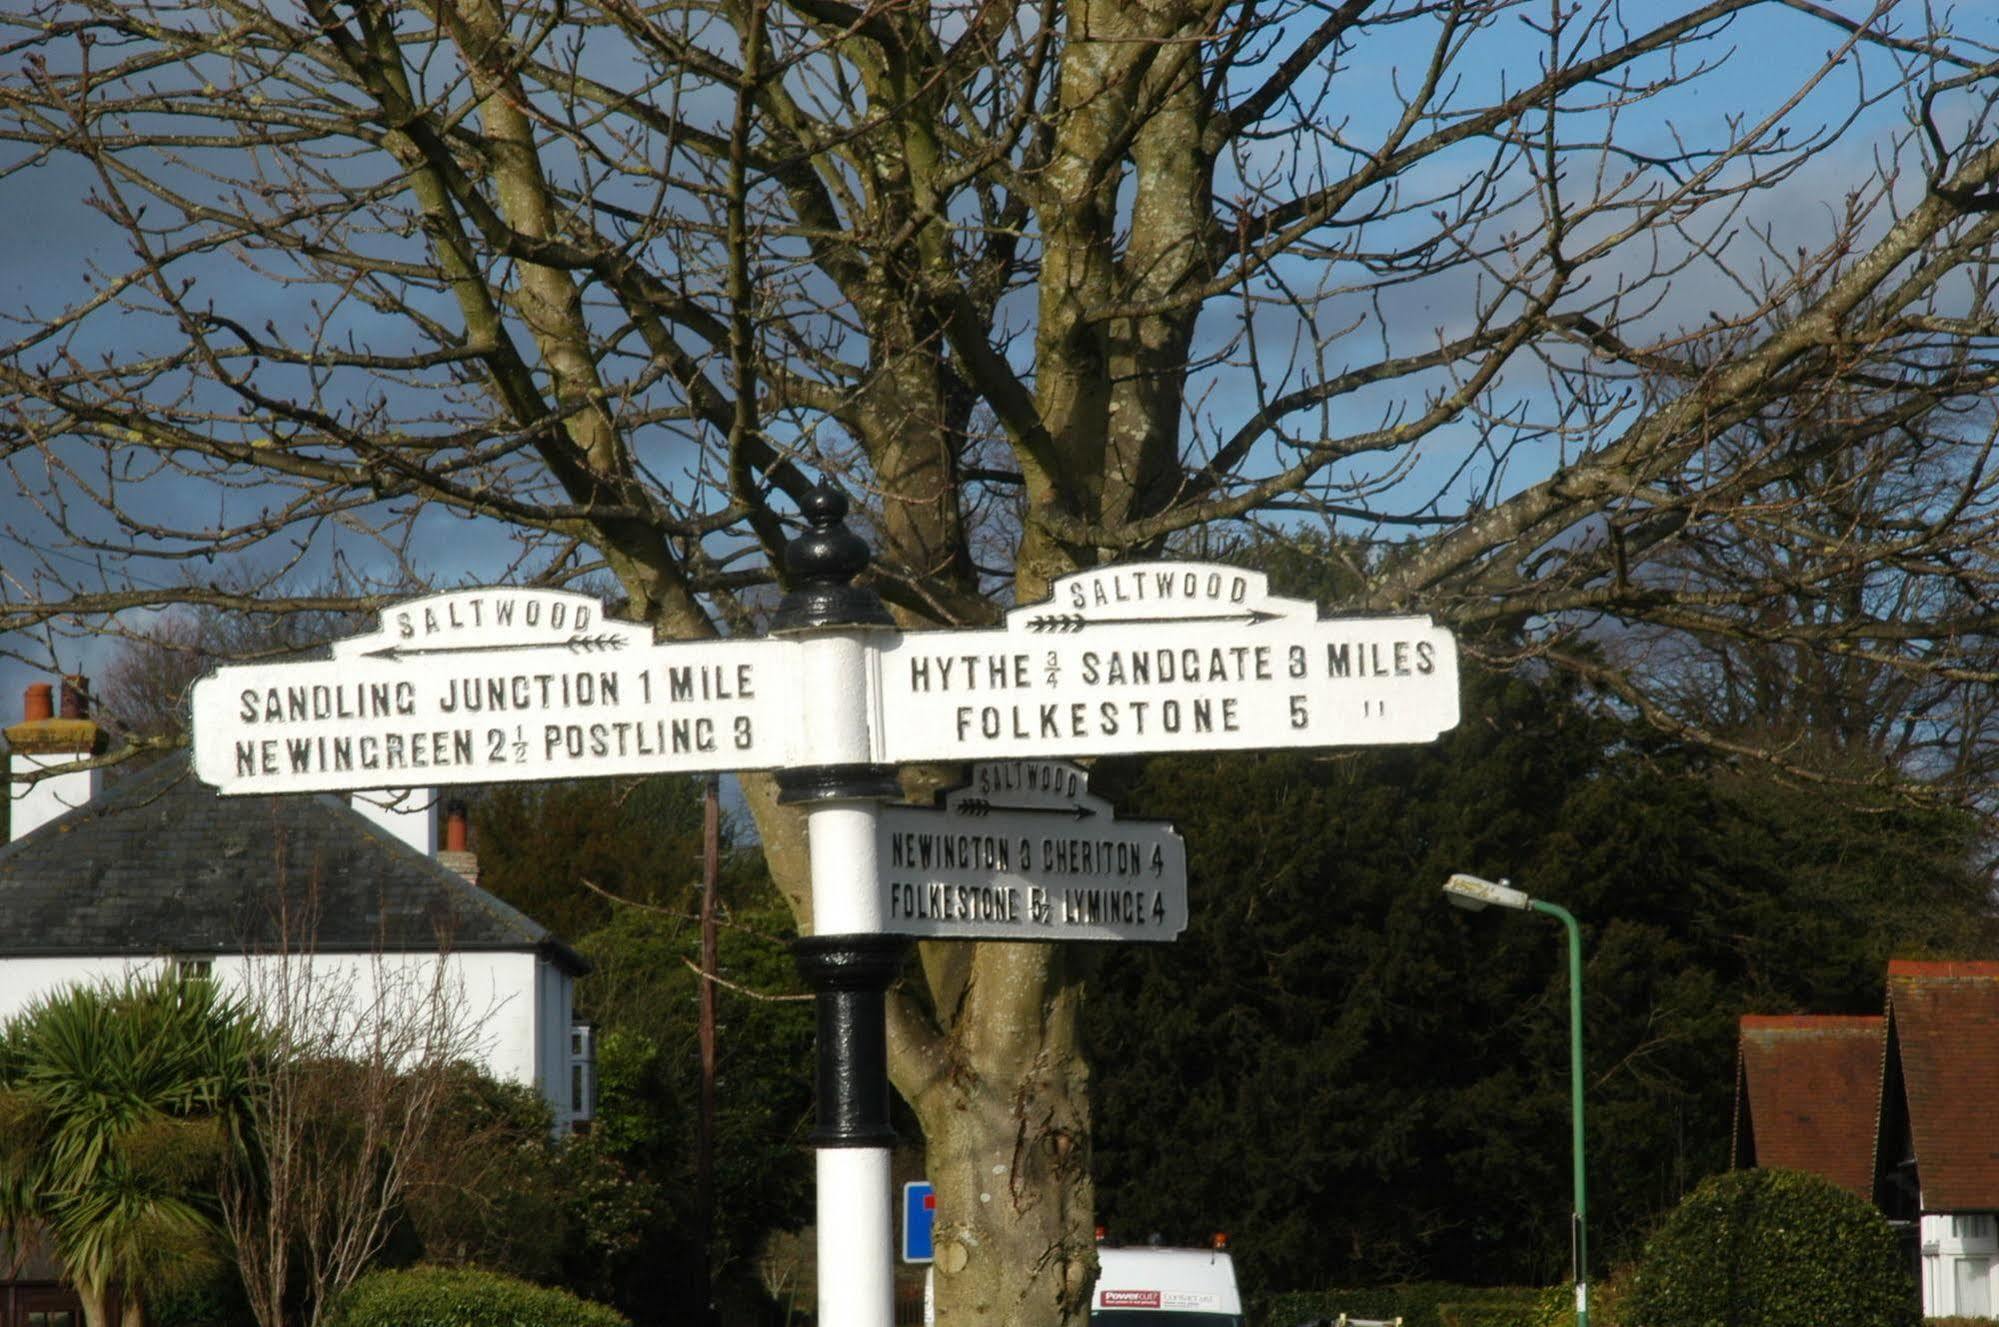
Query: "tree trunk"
75 1282 111 1327
902 945 1097 1327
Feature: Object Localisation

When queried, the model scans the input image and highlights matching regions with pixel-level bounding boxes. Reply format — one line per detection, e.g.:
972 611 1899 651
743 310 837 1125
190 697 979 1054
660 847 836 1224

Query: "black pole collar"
794 933 909 1148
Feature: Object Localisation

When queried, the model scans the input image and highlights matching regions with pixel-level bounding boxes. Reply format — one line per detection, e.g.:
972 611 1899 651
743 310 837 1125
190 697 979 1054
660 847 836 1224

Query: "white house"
1 677 594 1133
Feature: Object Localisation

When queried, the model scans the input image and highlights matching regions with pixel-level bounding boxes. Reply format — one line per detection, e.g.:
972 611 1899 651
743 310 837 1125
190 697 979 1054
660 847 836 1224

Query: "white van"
1090 1243 1244 1327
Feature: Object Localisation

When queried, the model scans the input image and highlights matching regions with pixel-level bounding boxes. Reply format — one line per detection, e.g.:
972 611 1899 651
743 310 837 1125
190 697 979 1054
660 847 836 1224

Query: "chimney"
351 788 441 856
437 800 480 886
6 676 108 843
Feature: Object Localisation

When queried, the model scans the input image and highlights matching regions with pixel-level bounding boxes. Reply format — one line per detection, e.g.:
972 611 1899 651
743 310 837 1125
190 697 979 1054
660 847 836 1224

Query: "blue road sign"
902 1181 936 1263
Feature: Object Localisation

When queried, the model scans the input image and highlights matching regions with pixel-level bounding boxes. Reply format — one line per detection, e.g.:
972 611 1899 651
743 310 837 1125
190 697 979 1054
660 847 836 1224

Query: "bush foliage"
329 1265 630 1327
1626 1168 1916 1327
1264 1283 1543 1327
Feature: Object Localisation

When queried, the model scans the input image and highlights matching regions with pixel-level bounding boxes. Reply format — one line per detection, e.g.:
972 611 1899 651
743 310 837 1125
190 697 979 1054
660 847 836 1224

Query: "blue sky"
2 0 1992 737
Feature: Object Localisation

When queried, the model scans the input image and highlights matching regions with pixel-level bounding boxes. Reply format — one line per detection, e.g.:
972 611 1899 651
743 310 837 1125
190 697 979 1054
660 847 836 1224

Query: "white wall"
1920 1212 1996 1317
0 956 150 1019
0 949 574 1126
7 754 103 843
350 789 441 856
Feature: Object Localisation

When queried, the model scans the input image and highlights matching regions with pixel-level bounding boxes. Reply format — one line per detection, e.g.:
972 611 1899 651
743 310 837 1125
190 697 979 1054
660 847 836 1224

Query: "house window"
1955 1257 1991 1317
1954 1215 1995 1243
172 957 214 981
28 1312 78 1327
569 1023 596 1120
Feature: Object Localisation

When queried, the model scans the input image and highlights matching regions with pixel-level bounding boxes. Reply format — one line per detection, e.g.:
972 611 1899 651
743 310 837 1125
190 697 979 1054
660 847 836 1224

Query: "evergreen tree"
0 971 259 1327
469 776 812 1326
1089 666 1994 1295
470 776 712 942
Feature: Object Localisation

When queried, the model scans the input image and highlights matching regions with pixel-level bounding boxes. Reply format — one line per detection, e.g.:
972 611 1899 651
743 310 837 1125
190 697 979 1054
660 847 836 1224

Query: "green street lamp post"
1443 873 1588 1327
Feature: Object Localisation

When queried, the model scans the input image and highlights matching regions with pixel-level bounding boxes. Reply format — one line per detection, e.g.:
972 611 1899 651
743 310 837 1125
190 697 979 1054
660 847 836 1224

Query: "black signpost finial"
772 485 895 634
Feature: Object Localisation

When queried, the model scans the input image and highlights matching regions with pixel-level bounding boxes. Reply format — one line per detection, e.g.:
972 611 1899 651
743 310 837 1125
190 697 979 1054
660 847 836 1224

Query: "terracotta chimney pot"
5 678 106 760
445 802 470 853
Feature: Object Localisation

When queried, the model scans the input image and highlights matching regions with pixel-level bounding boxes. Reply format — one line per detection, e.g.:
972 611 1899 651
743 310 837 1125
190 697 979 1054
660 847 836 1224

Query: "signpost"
878 760 1186 942
191 588 797 793
192 572 1458 790
185 487 1462 1327
877 565 1458 762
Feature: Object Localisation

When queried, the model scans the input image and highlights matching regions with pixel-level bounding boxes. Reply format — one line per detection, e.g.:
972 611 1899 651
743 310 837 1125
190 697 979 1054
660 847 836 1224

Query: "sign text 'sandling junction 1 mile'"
192 564 1461 794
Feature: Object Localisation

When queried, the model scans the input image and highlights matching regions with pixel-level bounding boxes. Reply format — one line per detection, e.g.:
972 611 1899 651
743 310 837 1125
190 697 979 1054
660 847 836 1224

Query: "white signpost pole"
766 491 906 1327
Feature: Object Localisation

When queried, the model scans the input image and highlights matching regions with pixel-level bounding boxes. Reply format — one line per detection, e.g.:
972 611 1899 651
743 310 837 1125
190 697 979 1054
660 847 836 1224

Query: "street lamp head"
1443 872 1532 912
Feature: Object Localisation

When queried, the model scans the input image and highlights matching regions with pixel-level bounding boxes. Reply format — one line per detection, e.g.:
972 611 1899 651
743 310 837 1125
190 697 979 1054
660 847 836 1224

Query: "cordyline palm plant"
0 970 261 1327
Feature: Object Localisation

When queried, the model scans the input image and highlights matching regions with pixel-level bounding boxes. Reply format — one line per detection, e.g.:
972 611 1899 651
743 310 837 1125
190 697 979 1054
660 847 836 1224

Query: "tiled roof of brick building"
1733 1014 1884 1198
1886 960 1999 1211
0 754 584 971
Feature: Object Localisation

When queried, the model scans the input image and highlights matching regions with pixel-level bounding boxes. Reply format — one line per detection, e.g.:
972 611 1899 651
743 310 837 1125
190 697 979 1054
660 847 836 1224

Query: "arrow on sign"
954 798 1096 820
358 634 630 661
1023 609 1285 633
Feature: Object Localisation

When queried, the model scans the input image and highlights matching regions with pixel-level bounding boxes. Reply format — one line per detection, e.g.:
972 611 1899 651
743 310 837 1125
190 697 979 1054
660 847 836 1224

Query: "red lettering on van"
1101 1291 1162 1309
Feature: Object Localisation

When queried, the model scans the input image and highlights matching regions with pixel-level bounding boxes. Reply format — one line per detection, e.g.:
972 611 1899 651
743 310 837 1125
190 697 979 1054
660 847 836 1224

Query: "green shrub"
1626 1168 1917 1327
1519 1269 1639 1327
1264 1284 1543 1327
150 1265 257 1327
328 1265 630 1327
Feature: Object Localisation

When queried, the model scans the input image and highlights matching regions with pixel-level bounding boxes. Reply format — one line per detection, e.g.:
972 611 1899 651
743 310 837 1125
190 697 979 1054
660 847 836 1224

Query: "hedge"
1625 1168 1917 1327
328 1265 630 1327
1264 1283 1545 1327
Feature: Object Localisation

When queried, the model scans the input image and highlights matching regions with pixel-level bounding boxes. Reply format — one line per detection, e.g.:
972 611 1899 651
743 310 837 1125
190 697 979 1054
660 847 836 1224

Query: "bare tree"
4 1 1999 1321
1596 360 1999 796
222 865 488 1327
95 591 372 743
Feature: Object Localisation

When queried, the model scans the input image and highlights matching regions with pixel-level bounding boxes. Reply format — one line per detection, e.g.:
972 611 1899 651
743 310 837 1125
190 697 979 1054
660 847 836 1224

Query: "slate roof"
0 755 584 973
1732 1014 1883 1198
1885 960 1999 1211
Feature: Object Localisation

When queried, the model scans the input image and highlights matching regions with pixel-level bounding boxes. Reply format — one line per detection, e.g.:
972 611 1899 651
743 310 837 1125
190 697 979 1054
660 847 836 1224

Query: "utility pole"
699 772 721 1326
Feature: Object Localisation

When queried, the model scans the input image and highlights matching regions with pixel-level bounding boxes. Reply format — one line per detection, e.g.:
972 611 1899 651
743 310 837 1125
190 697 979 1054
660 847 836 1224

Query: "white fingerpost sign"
191 588 798 793
877 760 1187 942
878 565 1458 762
185 491 1464 1327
